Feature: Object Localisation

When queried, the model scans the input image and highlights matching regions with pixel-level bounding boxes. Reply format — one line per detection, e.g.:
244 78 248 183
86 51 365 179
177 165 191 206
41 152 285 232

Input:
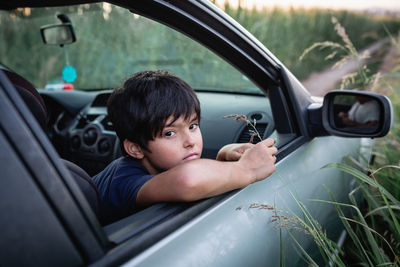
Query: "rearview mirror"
322 90 393 137
40 23 76 45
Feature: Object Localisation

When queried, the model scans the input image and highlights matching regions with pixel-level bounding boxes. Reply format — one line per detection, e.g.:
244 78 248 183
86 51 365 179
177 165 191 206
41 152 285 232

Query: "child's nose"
183 130 195 148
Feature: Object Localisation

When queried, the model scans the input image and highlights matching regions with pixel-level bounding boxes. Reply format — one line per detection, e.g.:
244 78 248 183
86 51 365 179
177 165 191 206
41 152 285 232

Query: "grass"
325 163 400 265
299 16 384 91
223 114 263 143
275 15 400 266
267 160 400 265
214 0 400 80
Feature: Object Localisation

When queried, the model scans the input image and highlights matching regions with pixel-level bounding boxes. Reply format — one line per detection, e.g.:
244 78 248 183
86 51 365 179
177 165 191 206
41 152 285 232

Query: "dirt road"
301 38 392 96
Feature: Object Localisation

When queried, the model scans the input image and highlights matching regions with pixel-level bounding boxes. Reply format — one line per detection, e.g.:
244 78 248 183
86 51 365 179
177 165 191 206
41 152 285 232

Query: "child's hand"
216 143 254 161
238 138 277 183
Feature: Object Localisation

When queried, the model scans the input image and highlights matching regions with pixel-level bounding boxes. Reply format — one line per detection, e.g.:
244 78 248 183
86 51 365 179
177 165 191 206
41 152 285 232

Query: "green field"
218 1 400 80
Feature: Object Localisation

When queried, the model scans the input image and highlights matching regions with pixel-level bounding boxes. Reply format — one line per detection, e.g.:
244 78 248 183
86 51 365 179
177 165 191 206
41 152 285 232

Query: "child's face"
141 113 203 174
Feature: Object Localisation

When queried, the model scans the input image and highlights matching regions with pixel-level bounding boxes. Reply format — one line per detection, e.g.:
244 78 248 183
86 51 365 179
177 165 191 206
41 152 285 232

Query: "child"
93 70 277 224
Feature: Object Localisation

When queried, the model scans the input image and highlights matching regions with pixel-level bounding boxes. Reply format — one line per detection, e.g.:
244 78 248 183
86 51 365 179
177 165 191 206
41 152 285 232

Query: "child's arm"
136 138 277 206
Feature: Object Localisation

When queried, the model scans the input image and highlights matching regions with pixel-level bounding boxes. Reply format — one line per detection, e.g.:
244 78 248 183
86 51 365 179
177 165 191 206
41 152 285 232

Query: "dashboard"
41 90 275 176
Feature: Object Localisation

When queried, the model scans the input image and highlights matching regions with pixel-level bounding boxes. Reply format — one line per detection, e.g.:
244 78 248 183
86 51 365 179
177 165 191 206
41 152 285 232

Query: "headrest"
3 69 48 130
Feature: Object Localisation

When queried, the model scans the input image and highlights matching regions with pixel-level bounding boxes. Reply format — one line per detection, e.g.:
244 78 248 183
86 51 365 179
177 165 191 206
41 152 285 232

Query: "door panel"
123 136 360 266
0 128 83 266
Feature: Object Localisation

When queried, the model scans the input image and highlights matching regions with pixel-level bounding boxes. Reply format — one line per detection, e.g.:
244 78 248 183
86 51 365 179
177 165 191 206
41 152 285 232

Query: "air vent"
86 114 98 121
237 124 267 143
101 116 114 131
76 114 99 129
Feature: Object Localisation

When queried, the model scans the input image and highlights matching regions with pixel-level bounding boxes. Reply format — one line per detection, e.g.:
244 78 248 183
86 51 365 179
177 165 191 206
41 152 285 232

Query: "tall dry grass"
215 0 400 80
283 17 400 266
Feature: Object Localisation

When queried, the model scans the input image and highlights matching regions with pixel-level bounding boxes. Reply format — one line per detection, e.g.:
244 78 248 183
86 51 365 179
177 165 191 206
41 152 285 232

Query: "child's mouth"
183 153 199 161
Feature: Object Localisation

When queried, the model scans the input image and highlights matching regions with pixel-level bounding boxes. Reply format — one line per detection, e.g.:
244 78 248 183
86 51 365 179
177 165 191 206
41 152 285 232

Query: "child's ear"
124 139 144 159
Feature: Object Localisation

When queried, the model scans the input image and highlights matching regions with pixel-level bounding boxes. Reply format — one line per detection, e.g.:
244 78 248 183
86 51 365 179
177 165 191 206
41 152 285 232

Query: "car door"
94 1 363 266
0 70 108 266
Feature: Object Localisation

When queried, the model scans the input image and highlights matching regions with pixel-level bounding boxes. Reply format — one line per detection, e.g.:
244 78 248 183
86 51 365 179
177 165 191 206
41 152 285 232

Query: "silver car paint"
124 136 362 266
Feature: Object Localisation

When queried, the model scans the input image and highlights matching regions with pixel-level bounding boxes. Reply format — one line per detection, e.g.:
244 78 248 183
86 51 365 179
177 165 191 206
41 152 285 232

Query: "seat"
2 68 102 219
61 159 101 216
3 69 48 130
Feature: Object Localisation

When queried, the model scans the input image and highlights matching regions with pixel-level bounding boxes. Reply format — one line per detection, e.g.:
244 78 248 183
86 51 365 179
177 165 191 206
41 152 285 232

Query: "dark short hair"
107 70 201 153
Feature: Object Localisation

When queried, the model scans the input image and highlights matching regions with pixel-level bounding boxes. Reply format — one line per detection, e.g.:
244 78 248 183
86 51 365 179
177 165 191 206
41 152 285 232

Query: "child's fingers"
253 139 277 155
236 143 254 153
259 138 275 147
230 151 243 161
269 146 278 156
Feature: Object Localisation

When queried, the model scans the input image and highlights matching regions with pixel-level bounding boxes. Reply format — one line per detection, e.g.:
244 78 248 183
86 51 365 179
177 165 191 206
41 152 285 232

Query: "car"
0 1 393 266
44 83 74 91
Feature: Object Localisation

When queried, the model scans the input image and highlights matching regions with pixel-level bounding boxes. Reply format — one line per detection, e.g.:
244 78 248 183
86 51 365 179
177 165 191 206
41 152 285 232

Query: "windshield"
0 3 259 94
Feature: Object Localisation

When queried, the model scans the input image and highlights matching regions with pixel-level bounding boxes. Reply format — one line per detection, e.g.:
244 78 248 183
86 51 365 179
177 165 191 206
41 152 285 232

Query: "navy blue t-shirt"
93 156 154 224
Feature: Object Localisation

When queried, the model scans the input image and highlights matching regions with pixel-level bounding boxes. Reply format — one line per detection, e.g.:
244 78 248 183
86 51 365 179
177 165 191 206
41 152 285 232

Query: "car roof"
0 0 99 10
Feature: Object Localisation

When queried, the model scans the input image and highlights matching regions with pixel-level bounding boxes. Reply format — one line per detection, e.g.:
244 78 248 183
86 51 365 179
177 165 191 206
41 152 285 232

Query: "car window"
1 3 278 161
1 1 282 223
0 4 260 94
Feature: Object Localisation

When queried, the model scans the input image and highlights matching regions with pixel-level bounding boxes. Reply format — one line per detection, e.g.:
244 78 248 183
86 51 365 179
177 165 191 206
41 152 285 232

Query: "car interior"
4 66 276 224
3 67 102 219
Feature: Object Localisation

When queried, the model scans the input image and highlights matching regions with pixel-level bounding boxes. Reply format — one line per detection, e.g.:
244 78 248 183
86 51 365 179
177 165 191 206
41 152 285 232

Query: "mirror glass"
41 24 75 45
332 94 381 131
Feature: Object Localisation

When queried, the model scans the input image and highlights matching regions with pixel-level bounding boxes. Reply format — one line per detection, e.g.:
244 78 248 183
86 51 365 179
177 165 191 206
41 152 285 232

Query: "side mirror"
40 14 76 46
308 90 393 138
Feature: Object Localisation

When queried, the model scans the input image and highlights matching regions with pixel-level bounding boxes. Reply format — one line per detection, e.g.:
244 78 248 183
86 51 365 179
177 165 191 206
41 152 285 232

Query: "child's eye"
164 130 175 137
189 123 199 130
